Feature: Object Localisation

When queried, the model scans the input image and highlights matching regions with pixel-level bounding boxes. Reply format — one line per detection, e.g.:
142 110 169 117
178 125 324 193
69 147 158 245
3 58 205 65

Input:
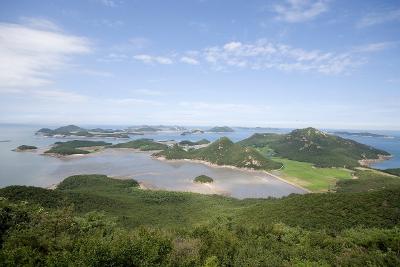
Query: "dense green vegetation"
239 127 390 168
1 199 399 266
179 139 210 146
1 174 400 266
155 137 283 170
111 139 168 151
383 168 400 176
194 175 214 184
1 174 399 231
15 145 37 150
207 126 234 132
272 157 353 192
336 168 400 193
45 140 111 155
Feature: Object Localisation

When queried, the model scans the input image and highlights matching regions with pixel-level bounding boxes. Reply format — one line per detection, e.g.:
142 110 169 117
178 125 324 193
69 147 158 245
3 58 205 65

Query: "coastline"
153 156 311 193
358 154 392 167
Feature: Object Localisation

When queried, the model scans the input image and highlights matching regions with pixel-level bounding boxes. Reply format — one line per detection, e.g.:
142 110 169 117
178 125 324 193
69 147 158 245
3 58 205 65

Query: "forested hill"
155 137 283 170
239 127 390 167
0 173 400 266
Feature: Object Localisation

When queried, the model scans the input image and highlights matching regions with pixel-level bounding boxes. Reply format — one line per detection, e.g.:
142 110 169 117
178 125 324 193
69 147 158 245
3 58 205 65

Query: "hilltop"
155 137 283 170
178 139 210 146
207 126 235 132
239 127 390 168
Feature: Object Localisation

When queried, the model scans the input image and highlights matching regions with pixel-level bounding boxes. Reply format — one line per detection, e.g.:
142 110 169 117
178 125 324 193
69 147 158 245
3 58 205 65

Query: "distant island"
36 125 129 138
13 145 37 151
332 131 390 138
133 126 162 132
111 139 168 151
207 126 234 132
194 175 214 183
180 129 205 136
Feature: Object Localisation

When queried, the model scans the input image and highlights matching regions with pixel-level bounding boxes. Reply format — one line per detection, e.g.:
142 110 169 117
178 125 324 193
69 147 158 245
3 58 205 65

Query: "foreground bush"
0 199 399 266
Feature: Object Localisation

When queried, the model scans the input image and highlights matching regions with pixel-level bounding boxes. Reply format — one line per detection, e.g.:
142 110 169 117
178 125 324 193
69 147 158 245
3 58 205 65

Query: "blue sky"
0 0 399 129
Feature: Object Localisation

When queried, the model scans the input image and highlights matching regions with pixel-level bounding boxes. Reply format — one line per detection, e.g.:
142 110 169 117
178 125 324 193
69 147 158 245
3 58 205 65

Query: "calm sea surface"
0 124 399 198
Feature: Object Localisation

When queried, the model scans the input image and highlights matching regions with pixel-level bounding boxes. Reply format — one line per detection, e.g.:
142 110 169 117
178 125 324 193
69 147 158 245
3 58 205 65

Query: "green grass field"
272 157 353 192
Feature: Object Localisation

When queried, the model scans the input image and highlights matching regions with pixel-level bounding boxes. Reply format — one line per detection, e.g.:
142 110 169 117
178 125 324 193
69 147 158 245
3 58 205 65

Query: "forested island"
44 140 112 155
207 126 235 132
13 145 37 151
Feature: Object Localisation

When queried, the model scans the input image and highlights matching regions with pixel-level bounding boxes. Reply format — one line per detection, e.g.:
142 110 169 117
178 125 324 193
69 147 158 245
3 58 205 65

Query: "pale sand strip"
154 156 311 193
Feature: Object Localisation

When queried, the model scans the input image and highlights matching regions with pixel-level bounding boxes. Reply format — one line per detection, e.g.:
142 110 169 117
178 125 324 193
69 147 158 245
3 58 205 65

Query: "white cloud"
133 39 368 74
223 41 242 51
180 56 199 65
353 42 397 53
133 54 173 64
357 9 400 28
201 39 358 74
273 0 330 23
0 22 91 90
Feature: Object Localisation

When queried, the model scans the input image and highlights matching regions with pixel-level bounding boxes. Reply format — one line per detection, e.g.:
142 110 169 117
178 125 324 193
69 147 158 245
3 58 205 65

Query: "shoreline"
153 156 311 193
358 154 392 167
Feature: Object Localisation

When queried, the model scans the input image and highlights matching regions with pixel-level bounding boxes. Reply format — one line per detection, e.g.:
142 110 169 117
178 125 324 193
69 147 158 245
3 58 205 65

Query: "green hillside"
155 137 283 170
239 127 390 168
336 168 400 193
383 168 400 176
1 174 400 230
1 174 400 266
111 139 168 151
